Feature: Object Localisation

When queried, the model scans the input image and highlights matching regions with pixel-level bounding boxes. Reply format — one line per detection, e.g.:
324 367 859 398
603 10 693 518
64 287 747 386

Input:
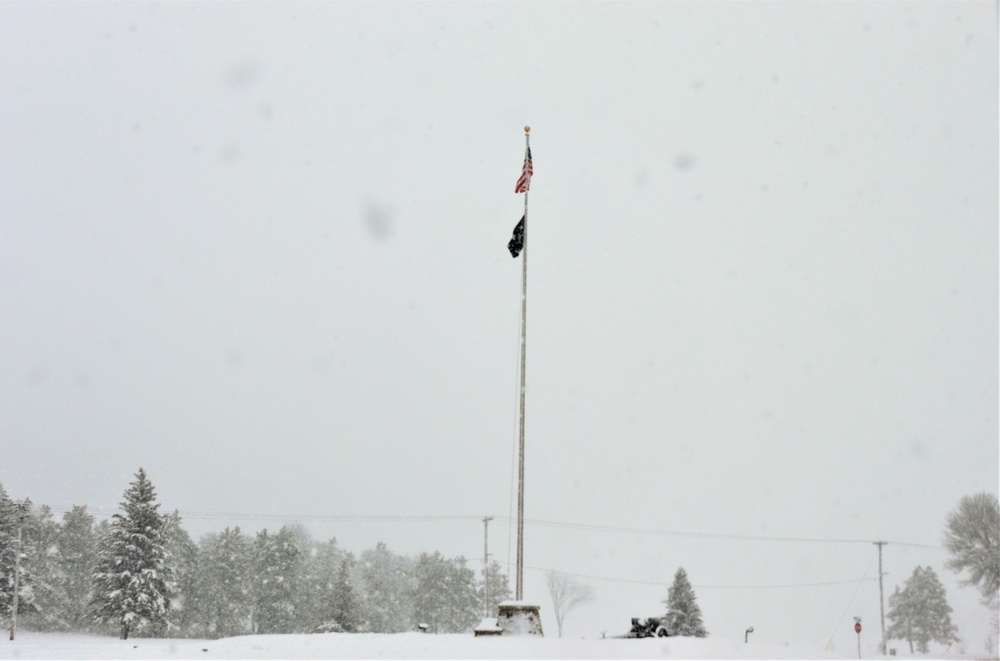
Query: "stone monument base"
496 601 543 636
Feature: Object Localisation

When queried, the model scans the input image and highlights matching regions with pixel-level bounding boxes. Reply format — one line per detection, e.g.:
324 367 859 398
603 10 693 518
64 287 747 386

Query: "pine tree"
54 506 99 631
161 511 199 637
443 555 480 632
200 527 251 638
0 487 34 628
360 542 413 633
410 552 479 633
251 527 301 634
317 554 362 633
886 565 959 654
20 504 59 630
290 529 333 634
91 468 173 639
663 567 708 637
0 484 14 621
304 538 347 633
333 555 362 632
479 559 512 617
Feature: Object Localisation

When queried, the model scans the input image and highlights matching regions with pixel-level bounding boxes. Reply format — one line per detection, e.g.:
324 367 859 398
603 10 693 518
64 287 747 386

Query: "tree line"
2 469 996 649
0 468 510 639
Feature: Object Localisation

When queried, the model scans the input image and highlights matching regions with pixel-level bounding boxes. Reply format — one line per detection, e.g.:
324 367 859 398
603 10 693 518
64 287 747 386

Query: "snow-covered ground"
0 631 987 660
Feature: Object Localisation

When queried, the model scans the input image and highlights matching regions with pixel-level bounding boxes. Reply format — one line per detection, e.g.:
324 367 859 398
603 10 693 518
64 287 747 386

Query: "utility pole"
482 516 493 617
874 541 887 656
9 503 25 642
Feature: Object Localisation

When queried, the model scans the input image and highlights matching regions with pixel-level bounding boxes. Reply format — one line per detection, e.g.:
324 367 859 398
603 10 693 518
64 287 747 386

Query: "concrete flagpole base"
496 601 543 636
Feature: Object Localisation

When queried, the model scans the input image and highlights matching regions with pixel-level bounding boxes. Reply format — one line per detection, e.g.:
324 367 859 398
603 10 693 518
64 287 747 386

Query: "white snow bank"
0 631 855 659
3 632 983 659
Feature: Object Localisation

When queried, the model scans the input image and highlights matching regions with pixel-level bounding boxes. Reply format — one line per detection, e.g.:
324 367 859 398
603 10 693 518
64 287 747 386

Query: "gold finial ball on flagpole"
524 125 531 133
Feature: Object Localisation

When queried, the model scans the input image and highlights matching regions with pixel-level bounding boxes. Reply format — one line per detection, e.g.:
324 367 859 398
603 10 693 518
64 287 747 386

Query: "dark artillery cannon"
624 617 670 638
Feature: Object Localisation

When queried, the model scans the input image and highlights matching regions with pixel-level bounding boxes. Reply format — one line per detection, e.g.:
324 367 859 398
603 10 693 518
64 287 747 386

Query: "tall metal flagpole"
515 126 530 601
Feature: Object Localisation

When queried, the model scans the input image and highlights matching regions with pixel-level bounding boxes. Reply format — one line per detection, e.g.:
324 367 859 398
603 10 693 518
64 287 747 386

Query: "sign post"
854 618 862 659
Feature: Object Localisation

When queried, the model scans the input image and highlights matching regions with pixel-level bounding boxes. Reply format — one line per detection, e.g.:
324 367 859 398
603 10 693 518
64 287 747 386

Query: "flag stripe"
515 146 532 193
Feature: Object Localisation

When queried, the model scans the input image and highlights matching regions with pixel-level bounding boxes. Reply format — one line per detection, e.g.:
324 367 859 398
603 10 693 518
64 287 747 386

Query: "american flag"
515 146 532 193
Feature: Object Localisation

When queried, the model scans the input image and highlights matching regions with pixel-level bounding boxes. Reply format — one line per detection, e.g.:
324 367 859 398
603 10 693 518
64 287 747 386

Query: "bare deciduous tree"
943 492 999 608
546 570 595 638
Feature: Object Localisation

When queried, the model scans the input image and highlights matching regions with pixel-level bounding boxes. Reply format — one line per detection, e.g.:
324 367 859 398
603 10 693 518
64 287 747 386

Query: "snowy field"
1 631 988 660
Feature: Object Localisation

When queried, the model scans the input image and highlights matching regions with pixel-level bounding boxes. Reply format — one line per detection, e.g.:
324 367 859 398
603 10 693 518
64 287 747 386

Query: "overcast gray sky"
2 0 997 653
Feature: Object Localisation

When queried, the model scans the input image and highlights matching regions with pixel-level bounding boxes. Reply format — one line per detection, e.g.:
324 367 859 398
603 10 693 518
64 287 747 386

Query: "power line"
520 563 880 590
43 506 482 523
36 504 916 593
520 518 943 550
825 548 878 651
40 505 942 549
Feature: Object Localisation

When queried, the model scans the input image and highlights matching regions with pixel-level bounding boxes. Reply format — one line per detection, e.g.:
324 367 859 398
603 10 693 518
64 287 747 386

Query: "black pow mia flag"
507 215 525 258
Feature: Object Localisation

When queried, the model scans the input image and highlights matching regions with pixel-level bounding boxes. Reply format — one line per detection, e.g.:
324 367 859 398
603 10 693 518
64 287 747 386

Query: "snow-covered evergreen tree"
360 542 414 633
20 504 59 631
663 567 708 637
290 531 338 633
0 487 35 628
479 559 512 617
199 527 252 638
251 527 301 634
0 483 14 621
317 554 362 633
55 506 99 631
298 537 344 632
91 468 173 639
410 551 479 633
333 555 362 632
886 565 959 654
161 511 199 637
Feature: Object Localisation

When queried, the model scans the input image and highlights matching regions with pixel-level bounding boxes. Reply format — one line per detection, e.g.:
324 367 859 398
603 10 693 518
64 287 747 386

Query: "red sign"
854 622 862 634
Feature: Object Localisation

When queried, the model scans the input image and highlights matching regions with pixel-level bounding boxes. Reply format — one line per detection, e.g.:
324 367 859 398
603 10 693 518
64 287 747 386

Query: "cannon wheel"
656 625 669 637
